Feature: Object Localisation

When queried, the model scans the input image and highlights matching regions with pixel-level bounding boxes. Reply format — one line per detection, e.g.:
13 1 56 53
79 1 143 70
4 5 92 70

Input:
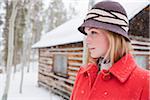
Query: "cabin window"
53 54 68 77
134 55 148 69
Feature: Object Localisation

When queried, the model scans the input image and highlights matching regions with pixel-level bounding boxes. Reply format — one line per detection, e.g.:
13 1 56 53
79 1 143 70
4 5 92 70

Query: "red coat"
70 54 150 100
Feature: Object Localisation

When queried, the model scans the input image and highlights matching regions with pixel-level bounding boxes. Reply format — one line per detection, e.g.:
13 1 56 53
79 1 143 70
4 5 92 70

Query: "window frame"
53 54 68 78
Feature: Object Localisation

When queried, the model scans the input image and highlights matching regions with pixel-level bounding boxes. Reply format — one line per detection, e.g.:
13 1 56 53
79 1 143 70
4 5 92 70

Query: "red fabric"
70 54 150 100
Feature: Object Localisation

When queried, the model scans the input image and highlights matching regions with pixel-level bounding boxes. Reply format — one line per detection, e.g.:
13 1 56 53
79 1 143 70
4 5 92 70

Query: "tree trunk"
19 30 28 93
13 32 18 74
2 0 18 100
19 47 25 93
26 37 31 72
25 0 33 73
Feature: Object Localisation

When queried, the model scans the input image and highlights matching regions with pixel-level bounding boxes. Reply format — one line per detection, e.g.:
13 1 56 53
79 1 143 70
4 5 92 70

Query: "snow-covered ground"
0 62 63 100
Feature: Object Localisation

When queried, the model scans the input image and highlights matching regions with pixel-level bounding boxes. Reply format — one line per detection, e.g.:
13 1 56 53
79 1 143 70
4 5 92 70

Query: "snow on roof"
32 16 85 48
32 1 149 48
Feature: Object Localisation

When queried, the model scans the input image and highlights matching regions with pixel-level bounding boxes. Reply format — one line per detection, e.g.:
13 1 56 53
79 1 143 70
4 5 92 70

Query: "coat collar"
79 63 98 74
109 53 137 83
79 54 137 83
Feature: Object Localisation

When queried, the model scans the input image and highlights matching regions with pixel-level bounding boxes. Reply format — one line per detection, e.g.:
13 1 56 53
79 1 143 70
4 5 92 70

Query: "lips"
89 48 95 51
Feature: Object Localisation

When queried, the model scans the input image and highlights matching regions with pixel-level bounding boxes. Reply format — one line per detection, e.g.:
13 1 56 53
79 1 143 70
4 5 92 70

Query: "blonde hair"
87 31 133 65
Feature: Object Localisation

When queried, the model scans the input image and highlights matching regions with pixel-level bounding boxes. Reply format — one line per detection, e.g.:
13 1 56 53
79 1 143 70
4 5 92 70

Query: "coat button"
83 72 88 78
103 74 111 80
104 91 108 95
101 69 112 81
81 90 85 94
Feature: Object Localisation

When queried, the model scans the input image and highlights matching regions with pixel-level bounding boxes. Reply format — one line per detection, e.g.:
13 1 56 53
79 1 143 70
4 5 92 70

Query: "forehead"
84 27 97 34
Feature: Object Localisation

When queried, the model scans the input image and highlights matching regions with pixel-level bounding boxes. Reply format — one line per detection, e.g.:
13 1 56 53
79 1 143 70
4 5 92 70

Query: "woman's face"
85 27 109 58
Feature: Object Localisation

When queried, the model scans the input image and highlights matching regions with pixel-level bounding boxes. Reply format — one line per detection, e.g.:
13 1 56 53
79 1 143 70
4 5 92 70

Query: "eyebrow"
88 27 100 31
88 27 94 31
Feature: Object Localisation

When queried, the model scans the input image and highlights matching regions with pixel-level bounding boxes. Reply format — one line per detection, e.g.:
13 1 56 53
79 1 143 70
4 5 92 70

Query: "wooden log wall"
131 36 150 69
38 42 83 99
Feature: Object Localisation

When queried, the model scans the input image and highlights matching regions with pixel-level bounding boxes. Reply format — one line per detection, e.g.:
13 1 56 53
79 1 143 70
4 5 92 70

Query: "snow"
114 0 149 19
0 62 63 100
32 0 149 48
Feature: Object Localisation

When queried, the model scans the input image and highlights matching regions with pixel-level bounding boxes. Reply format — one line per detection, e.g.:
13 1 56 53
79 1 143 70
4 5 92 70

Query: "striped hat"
78 0 130 41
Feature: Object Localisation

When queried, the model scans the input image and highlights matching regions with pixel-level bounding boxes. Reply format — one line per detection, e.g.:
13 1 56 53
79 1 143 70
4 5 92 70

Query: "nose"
85 35 92 45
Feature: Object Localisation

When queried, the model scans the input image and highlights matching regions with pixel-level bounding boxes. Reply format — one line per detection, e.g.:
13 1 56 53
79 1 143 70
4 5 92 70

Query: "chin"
90 54 99 59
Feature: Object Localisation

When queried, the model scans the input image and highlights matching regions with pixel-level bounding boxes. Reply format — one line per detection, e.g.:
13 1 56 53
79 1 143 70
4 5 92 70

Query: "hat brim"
78 19 130 42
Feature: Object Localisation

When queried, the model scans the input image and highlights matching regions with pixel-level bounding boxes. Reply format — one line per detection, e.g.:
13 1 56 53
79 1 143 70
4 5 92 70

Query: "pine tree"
44 0 67 33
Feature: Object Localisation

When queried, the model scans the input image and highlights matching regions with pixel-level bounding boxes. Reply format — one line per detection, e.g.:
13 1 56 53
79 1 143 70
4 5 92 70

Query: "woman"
70 1 149 100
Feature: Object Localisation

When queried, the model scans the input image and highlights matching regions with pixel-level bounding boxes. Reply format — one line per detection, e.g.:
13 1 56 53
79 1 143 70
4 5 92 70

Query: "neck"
97 56 112 70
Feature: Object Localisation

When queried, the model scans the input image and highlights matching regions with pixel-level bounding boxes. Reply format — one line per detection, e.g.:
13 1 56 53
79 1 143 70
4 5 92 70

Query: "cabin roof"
32 1 149 48
32 17 84 48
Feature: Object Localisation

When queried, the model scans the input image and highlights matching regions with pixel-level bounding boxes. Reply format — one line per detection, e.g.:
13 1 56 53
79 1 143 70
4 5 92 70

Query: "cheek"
103 39 109 49
96 37 109 49
94 36 109 56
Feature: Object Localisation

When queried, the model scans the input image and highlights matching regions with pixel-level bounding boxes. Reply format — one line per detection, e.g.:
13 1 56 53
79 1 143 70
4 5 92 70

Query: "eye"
91 31 98 35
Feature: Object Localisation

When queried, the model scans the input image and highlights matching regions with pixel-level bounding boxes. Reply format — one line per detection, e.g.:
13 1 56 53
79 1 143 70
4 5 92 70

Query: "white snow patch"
0 62 63 100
